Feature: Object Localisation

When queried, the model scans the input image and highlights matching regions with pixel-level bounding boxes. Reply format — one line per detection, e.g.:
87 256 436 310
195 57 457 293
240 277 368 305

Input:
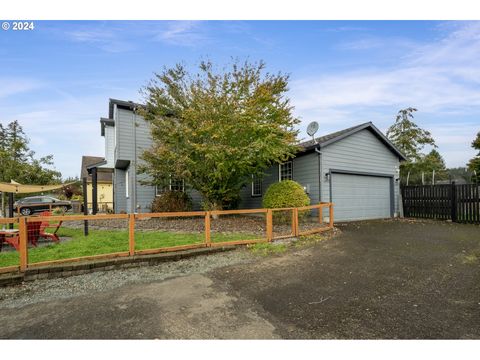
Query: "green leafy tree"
447 167 468 182
139 60 300 210
0 120 62 214
53 176 82 200
467 131 480 182
0 121 61 184
386 108 437 185
418 149 448 184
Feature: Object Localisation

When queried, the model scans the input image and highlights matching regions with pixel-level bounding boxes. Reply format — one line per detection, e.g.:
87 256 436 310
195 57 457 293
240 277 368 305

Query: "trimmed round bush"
263 180 310 223
151 190 193 213
262 180 310 209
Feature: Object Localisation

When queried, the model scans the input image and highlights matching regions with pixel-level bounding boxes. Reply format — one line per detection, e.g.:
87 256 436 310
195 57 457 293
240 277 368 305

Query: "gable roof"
299 122 407 161
108 98 144 119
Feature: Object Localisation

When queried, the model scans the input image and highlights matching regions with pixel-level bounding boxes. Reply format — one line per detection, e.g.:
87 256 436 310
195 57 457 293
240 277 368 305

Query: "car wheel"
61 206 69 213
21 207 32 216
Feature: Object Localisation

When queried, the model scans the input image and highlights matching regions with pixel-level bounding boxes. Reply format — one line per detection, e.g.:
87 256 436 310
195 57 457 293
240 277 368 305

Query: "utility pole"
82 177 89 236
8 193 14 229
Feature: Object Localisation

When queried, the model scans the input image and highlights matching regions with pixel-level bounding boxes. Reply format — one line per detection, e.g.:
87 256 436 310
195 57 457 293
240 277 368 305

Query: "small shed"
239 122 406 221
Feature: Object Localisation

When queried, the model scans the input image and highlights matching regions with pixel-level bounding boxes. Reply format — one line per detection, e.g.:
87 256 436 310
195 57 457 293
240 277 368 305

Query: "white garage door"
331 173 391 221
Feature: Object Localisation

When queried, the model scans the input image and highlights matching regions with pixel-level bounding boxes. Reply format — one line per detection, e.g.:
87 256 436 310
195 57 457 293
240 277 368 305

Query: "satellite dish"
306 121 319 138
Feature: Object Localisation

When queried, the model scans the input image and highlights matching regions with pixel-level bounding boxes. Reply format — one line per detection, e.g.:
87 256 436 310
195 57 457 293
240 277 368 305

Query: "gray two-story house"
90 98 405 221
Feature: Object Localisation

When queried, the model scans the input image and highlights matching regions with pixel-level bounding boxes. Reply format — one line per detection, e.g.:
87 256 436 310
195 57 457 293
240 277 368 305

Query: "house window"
170 178 185 192
125 170 129 198
279 161 293 181
251 175 262 197
155 177 185 195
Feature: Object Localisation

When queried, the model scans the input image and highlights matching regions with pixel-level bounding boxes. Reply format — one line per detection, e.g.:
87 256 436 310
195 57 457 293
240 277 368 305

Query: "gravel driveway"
0 219 479 339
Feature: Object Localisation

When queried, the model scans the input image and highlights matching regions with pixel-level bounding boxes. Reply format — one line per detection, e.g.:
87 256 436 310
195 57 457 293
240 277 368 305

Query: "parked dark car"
14 196 72 216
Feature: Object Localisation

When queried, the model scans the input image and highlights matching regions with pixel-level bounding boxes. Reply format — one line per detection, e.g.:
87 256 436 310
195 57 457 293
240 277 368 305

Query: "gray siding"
115 108 153 162
320 128 400 214
103 125 115 168
113 107 205 212
135 173 156 212
114 169 127 213
237 128 400 220
292 152 320 205
114 108 156 213
112 106 400 217
238 153 320 209
238 165 278 209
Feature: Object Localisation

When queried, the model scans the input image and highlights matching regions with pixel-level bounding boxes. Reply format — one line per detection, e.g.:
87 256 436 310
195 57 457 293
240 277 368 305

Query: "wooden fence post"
205 212 211 246
129 213 135 256
451 181 457 222
329 203 334 229
8 193 14 229
318 204 323 224
266 209 273 242
19 217 28 272
292 208 299 237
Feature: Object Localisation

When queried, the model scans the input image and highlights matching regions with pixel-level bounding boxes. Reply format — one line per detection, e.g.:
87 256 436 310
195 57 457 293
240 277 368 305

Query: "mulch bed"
63 215 325 237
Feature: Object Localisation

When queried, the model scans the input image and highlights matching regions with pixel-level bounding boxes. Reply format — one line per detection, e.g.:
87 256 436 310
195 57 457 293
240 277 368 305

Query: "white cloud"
65 27 134 53
0 78 41 98
154 21 208 47
293 22 480 112
0 95 115 178
290 22 480 167
337 37 388 50
60 21 209 51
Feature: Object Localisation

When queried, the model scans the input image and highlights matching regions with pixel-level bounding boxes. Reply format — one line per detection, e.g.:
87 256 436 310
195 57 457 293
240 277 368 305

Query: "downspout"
314 145 322 204
132 107 137 213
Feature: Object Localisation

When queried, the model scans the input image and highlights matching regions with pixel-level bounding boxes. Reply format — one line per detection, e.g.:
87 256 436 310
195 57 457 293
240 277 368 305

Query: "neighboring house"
92 98 406 221
80 156 113 212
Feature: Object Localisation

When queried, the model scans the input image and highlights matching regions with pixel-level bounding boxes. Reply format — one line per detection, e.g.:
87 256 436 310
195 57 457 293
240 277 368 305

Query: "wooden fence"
0 203 334 273
402 183 480 224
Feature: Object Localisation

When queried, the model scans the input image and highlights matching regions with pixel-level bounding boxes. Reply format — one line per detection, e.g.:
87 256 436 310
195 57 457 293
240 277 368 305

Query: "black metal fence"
402 183 480 224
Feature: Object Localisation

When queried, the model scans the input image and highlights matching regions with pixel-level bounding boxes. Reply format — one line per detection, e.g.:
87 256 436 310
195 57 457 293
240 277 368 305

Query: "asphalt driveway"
0 219 479 339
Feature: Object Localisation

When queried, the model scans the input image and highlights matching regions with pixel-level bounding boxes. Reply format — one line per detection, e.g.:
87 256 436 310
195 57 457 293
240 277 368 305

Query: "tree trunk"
0 192 4 218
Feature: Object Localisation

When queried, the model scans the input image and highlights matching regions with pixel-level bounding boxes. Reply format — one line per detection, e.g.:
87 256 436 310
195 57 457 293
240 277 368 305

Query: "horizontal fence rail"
402 183 480 224
0 203 334 274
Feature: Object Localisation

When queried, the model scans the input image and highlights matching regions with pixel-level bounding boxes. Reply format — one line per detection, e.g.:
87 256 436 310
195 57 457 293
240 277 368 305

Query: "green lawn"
0 227 259 268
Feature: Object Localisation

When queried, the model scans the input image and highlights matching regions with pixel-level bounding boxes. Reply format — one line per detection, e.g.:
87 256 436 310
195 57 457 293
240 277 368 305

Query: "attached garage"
239 121 406 222
330 170 393 221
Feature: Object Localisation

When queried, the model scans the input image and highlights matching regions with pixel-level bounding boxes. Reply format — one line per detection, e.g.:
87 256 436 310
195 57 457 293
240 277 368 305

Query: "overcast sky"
1 20 479 178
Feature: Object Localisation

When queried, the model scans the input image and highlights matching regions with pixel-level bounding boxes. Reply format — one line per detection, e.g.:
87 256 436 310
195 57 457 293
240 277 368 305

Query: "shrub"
262 180 310 223
151 190 193 213
71 194 83 202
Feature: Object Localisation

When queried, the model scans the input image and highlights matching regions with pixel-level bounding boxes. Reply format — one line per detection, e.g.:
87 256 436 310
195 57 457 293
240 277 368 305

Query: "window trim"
169 178 185 192
251 175 262 197
125 170 129 198
155 177 185 196
279 161 293 182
